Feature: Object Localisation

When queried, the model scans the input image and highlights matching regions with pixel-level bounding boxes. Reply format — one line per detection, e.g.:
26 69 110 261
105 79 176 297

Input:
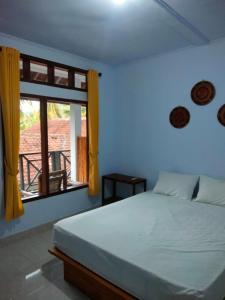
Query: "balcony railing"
19 137 87 198
19 150 71 193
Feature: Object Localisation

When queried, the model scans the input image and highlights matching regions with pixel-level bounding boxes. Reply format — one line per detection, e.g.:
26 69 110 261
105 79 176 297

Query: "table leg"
113 180 116 200
133 184 136 195
144 180 147 192
102 177 105 205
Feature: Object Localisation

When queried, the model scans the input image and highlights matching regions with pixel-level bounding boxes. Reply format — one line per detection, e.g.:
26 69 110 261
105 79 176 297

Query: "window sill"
22 183 88 204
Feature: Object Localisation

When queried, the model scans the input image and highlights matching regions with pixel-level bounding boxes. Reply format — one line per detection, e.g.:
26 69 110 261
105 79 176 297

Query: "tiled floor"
0 224 89 300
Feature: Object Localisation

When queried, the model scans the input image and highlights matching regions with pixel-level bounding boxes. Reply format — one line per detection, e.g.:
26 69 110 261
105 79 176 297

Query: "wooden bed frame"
49 247 225 300
49 247 137 300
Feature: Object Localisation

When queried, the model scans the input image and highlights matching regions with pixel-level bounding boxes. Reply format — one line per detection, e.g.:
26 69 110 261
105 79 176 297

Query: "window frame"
20 54 88 92
20 93 89 203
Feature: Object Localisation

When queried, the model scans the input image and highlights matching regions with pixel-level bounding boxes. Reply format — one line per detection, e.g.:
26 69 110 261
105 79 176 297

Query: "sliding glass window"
19 94 88 201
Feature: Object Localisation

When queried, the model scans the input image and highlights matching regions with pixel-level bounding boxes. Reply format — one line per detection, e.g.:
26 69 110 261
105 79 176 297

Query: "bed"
50 191 225 300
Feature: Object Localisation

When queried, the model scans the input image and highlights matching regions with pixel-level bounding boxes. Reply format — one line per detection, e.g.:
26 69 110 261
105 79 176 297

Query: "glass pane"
20 59 23 79
19 98 41 200
30 61 48 82
74 72 86 89
54 67 68 86
47 102 70 194
47 102 87 194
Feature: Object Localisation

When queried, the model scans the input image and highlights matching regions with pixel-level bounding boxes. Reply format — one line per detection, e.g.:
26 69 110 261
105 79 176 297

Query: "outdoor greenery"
20 99 86 131
20 100 40 131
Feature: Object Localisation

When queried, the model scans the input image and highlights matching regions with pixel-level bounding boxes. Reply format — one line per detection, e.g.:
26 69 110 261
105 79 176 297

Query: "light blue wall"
114 39 225 188
2 32 225 238
0 33 118 238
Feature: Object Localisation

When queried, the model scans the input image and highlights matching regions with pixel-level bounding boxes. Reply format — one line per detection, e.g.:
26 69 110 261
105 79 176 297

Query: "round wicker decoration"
191 81 215 105
218 104 225 127
170 106 190 129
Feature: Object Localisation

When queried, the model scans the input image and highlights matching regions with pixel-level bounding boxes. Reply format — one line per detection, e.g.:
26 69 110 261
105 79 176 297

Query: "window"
20 59 23 79
75 72 87 89
30 61 48 83
19 94 88 201
20 54 88 91
54 67 68 86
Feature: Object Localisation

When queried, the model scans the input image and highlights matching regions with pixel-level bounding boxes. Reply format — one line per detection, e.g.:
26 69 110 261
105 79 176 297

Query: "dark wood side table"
102 173 147 206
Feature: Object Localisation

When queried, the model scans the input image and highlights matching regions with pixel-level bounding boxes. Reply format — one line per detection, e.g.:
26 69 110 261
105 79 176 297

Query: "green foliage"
48 102 70 120
81 106 86 118
20 99 86 132
20 100 39 131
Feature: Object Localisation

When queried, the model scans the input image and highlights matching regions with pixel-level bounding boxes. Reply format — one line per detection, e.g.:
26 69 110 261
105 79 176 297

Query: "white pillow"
195 175 225 206
153 171 199 200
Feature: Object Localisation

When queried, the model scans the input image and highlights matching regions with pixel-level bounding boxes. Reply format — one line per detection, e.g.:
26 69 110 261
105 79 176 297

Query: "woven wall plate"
191 81 215 105
170 106 190 129
218 104 225 126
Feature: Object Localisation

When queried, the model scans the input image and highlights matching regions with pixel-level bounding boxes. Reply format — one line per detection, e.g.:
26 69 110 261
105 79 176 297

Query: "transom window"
19 94 88 201
20 54 87 91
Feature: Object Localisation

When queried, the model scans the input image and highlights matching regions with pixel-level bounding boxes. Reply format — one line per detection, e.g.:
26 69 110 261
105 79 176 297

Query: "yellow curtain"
87 70 100 196
0 47 24 221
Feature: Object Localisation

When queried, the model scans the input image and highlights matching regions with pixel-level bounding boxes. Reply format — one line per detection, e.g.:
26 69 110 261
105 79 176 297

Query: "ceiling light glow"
113 0 125 5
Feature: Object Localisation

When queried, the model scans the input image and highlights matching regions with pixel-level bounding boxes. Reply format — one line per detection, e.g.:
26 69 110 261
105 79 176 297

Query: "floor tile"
0 225 89 300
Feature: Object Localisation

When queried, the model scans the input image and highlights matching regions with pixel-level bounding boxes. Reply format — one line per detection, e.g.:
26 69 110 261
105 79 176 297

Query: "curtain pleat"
87 70 100 196
0 47 24 220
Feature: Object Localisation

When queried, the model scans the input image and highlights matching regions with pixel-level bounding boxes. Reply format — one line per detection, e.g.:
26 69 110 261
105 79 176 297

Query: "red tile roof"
20 119 86 154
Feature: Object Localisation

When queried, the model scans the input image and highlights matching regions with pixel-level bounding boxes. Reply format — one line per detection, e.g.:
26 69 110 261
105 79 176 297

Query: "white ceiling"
0 0 225 64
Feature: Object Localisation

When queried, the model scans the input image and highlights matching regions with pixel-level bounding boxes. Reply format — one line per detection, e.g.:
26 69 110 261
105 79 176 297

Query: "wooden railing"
19 137 87 194
19 150 71 192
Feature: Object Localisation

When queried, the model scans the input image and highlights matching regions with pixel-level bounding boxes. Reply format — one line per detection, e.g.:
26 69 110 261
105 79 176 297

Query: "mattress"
53 192 225 300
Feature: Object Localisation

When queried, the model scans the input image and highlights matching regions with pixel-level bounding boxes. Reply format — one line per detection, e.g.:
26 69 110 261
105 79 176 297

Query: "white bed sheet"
53 192 225 300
